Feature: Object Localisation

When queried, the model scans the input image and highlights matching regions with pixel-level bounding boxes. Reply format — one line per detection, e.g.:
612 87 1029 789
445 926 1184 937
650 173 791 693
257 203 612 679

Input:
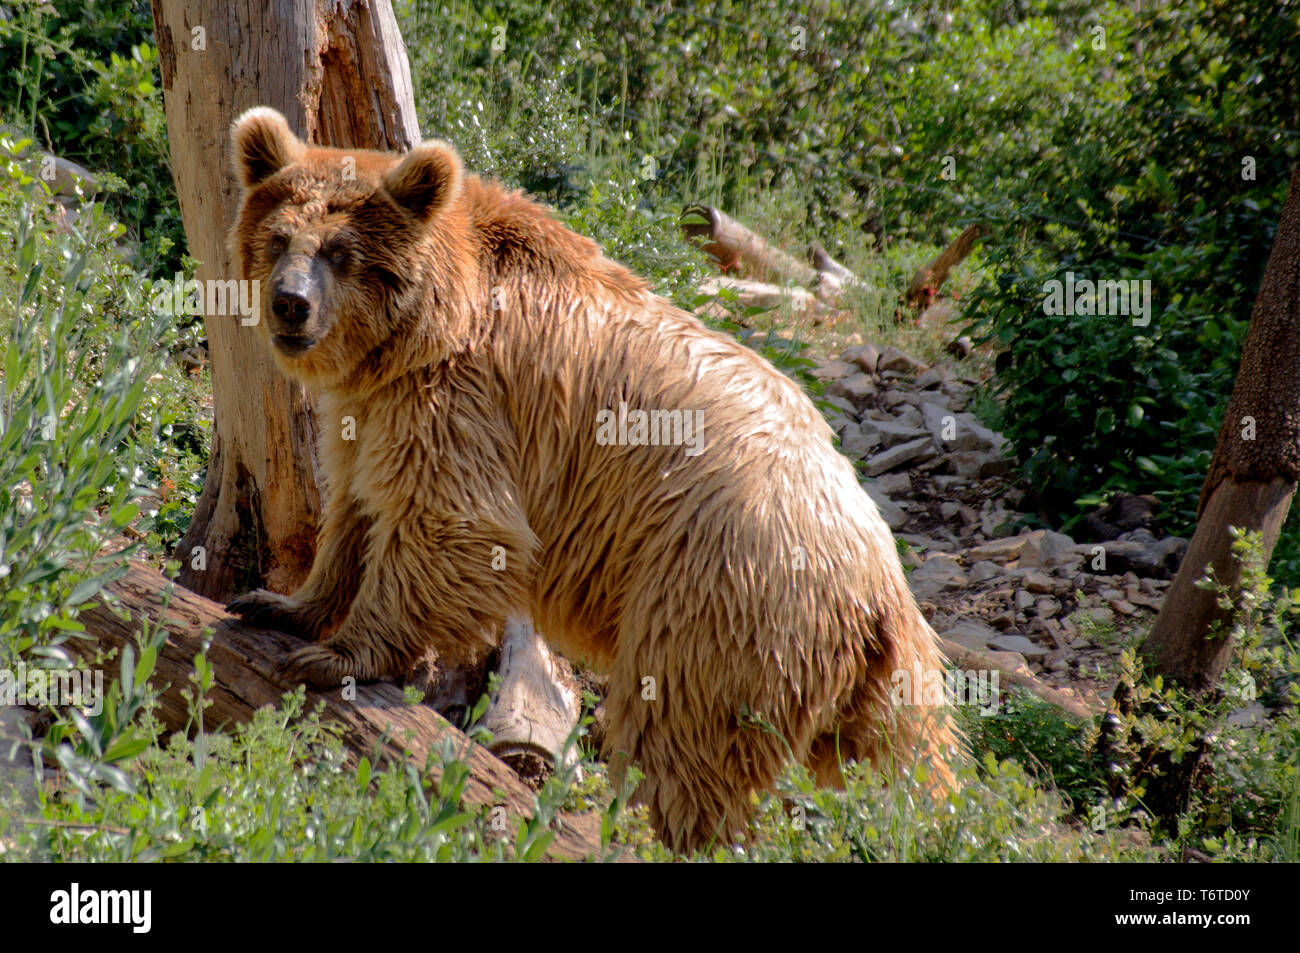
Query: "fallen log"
71 562 602 860
682 204 820 287
682 206 864 305
808 241 858 288
939 637 1101 722
904 223 986 311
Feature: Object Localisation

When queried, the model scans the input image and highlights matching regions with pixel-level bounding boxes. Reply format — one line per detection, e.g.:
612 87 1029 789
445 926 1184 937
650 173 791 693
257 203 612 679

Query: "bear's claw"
276 644 350 689
226 589 309 635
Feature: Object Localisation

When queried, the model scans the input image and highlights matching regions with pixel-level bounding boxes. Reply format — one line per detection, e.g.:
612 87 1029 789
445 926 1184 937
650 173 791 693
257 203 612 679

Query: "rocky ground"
811 338 1190 713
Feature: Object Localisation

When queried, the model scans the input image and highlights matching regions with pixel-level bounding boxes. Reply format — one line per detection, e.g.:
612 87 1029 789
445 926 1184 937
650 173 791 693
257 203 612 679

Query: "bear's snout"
269 256 325 354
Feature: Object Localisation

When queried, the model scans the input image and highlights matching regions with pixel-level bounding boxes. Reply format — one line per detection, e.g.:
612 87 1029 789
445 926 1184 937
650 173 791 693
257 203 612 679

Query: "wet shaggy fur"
225 106 958 852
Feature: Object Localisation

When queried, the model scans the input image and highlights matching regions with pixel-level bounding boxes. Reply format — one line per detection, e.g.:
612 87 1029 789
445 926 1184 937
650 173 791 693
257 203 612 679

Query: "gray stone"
828 372 877 406
864 437 937 476
929 474 968 493
954 412 1009 454
826 395 858 416
1024 571 1057 594
914 365 948 390
841 343 881 373
900 534 954 552
908 553 968 601
840 429 880 458
812 360 853 380
893 406 926 429
1016 529 1078 569
968 536 1029 562
875 472 912 495
922 401 982 452
861 418 930 449
987 634 1050 658
879 389 910 409
968 560 1001 583
945 450 1007 479
877 346 926 375
828 415 856 438
940 620 999 651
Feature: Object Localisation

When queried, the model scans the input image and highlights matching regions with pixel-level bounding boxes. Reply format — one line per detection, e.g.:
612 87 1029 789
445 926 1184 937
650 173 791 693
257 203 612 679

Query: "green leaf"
103 734 151 763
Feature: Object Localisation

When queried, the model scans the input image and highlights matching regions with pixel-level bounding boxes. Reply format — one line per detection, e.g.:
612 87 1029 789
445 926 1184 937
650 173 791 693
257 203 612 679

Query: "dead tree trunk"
1126 172 1300 833
1142 171 1300 691
903 223 985 311
70 562 603 860
150 0 578 766
151 0 419 600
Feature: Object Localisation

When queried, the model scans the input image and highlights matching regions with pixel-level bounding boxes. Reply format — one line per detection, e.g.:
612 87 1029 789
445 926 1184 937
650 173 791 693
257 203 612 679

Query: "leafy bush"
963 2 1300 566
959 688 1107 814
0 0 180 276
0 151 171 667
732 756 1148 862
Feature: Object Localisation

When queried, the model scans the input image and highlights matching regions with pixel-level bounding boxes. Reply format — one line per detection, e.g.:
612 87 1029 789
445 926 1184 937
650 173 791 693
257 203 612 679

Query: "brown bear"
225 106 958 852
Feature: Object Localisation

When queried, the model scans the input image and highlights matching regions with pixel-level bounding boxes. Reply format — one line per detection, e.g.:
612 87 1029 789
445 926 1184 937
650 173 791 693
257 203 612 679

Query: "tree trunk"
903 223 985 311
70 562 604 860
150 0 580 769
1142 171 1300 691
151 0 419 600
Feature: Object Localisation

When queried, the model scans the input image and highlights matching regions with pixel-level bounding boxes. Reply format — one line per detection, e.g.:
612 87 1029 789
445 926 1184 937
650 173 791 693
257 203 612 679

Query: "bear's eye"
323 243 352 268
267 235 288 258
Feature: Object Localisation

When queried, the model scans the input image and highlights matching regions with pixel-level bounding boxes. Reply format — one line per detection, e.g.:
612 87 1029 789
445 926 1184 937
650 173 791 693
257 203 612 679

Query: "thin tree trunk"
1142 171 1300 691
903 223 985 311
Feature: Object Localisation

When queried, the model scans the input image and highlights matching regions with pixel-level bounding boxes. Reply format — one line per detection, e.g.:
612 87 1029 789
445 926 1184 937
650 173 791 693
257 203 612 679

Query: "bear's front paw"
276 644 353 689
226 589 310 635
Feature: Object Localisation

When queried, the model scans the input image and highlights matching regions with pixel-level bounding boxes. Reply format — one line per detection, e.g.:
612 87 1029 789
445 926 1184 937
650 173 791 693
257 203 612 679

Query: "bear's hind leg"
602 670 788 855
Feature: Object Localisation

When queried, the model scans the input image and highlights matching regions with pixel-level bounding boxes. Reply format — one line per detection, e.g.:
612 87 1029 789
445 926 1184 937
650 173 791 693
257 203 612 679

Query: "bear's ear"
230 107 304 189
381 141 463 222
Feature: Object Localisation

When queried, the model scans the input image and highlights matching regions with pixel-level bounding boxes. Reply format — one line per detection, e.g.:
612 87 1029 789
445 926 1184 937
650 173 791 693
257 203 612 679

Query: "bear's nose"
272 290 313 325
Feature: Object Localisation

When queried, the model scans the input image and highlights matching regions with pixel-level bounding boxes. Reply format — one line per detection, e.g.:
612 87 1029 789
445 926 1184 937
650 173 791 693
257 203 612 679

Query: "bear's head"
229 107 470 391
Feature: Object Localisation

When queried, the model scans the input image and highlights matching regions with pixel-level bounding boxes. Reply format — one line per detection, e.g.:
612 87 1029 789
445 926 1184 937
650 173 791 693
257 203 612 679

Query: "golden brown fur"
226 107 958 852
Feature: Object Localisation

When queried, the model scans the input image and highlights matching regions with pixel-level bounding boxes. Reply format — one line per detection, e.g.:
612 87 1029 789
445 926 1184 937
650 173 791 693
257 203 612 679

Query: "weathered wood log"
806 239 857 284
939 638 1100 721
71 562 602 860
682 204 821 287
904 224 986 310
479 618 580 784
682 205 862 304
